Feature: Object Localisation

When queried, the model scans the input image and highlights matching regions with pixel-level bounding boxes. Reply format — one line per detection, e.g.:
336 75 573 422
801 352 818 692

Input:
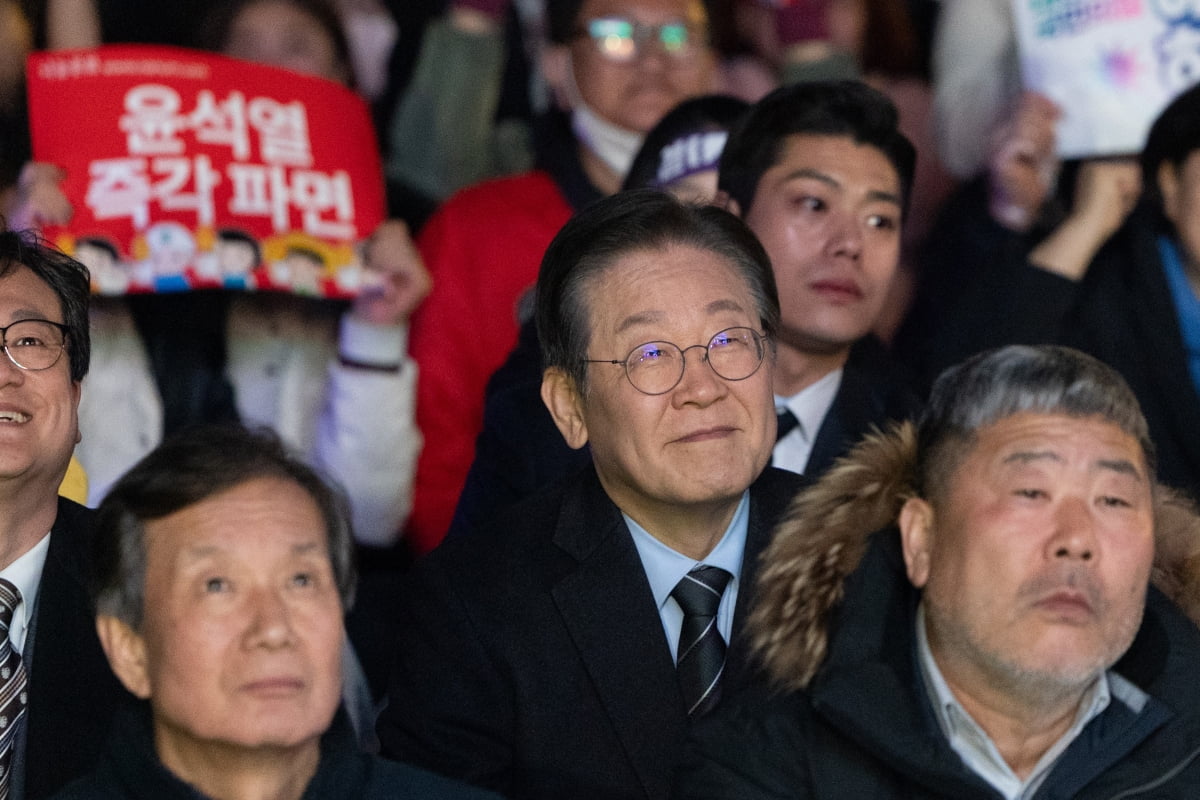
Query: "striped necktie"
776 408 801 442
0 579 27 799
671 565 732 717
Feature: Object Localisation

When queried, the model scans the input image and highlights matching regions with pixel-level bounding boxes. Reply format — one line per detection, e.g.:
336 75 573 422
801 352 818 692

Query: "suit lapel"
807 366 878 480
23 499 130 800
550 469 686 800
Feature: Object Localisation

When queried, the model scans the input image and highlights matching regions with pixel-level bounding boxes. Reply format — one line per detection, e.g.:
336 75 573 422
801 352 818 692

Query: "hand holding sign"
988 92 1061 232
352 220 432 327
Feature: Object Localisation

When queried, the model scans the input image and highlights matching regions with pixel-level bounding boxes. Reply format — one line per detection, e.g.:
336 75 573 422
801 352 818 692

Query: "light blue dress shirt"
625 491 749 663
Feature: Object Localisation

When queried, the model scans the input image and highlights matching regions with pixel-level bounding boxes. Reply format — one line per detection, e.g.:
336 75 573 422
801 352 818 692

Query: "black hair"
0 229 90 381
536 188 779 390
718 80 916 216
92 424 357 628
1141 82 1200 228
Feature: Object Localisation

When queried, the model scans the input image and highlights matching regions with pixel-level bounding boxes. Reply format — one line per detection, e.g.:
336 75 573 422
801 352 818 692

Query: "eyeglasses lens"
3 320 65 371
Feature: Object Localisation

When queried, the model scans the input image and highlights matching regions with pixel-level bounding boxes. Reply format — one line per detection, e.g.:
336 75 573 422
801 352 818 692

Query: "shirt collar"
1 532 51 654
775 368 843 444
625 491 750 612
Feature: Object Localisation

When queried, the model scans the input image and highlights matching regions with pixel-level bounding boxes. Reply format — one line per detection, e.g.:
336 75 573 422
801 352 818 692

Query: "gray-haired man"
676 344 1200 799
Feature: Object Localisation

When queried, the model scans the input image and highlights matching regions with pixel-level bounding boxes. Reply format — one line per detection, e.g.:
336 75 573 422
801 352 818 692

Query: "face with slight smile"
116 476 344 766
0 265 80 491
901 413 1154 701
552 243 775 525
742 133 901 360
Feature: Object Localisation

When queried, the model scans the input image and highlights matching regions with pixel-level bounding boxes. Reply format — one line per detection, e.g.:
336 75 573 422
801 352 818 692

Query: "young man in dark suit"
378 191 803 800
0 231 131 799
718 80 921 478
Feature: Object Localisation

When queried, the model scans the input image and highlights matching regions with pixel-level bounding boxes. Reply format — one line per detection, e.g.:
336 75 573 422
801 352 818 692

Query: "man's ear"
716 191 741 218
898 496 934 589
95 615 151 699
541 367 589 450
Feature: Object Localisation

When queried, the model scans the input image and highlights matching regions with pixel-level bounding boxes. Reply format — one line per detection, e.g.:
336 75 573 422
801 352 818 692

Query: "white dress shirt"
773 368 843 475
0 533 51 654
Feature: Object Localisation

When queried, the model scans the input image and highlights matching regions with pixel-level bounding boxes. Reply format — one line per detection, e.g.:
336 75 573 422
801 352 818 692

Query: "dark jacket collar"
78 703 369 800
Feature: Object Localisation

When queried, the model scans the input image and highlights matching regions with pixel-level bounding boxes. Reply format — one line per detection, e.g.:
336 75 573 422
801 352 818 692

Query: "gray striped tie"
671 565 732 717
0 579 26 799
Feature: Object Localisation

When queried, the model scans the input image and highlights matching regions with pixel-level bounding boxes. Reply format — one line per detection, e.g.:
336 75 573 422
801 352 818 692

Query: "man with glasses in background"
378 191 803 800
405 0 720 554
0 231 131 800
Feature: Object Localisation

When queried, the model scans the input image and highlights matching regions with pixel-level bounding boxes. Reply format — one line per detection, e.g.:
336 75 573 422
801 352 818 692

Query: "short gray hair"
917 345 1155 500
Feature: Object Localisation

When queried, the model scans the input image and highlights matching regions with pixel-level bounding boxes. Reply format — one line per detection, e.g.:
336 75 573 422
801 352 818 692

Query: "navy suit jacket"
15 498 132 800
379 465 804 800
803 348 922 480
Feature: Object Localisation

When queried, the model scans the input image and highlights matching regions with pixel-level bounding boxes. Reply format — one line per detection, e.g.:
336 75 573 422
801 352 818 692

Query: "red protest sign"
27 45 386 298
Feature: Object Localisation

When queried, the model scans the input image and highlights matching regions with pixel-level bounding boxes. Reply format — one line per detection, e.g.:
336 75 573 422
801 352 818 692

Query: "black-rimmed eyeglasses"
584 326 767 396
0 319 68 371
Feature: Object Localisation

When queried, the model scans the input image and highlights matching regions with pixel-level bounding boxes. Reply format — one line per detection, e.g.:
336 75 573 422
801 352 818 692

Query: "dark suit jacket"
16 498 132 800
379 465 804 800
804 340 922 480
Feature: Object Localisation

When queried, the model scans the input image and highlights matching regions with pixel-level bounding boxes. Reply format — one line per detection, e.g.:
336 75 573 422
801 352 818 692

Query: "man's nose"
1048 496 1096 562
826 213 863 260
245 586 297 649
671 345 726 406
0 346 27 386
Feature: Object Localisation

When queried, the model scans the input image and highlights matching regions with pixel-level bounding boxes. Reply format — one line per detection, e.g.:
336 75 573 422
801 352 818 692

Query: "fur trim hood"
749 421 1200 693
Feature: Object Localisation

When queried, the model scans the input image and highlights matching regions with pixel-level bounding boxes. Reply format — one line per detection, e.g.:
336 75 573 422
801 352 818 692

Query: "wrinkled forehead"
580 244 754 338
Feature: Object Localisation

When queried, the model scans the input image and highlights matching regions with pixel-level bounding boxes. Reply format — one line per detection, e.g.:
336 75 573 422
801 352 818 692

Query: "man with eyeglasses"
404 0 720 554
378 190 802 800
0 231 133 800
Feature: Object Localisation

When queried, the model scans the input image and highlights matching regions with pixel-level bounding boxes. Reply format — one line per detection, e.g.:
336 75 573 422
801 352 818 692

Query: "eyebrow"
1001 451 1145 481
1002 451 1063 466
780 167 902 207
613 298 748 336
1095 458 1145 481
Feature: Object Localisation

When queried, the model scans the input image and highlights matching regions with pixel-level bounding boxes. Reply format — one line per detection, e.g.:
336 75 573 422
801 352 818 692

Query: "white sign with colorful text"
1013 0 1200 157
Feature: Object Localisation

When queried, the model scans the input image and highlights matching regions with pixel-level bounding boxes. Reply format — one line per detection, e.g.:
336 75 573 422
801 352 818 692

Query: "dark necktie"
0 579 27 799
776 408 800 442
671 565 732 717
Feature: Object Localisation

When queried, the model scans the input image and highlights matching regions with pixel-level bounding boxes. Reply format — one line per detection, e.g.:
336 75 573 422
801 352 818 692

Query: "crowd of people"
0 0 1198 798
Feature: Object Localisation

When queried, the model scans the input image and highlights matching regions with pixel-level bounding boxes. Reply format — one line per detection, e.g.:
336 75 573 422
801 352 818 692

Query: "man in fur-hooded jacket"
674 344 1200 800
